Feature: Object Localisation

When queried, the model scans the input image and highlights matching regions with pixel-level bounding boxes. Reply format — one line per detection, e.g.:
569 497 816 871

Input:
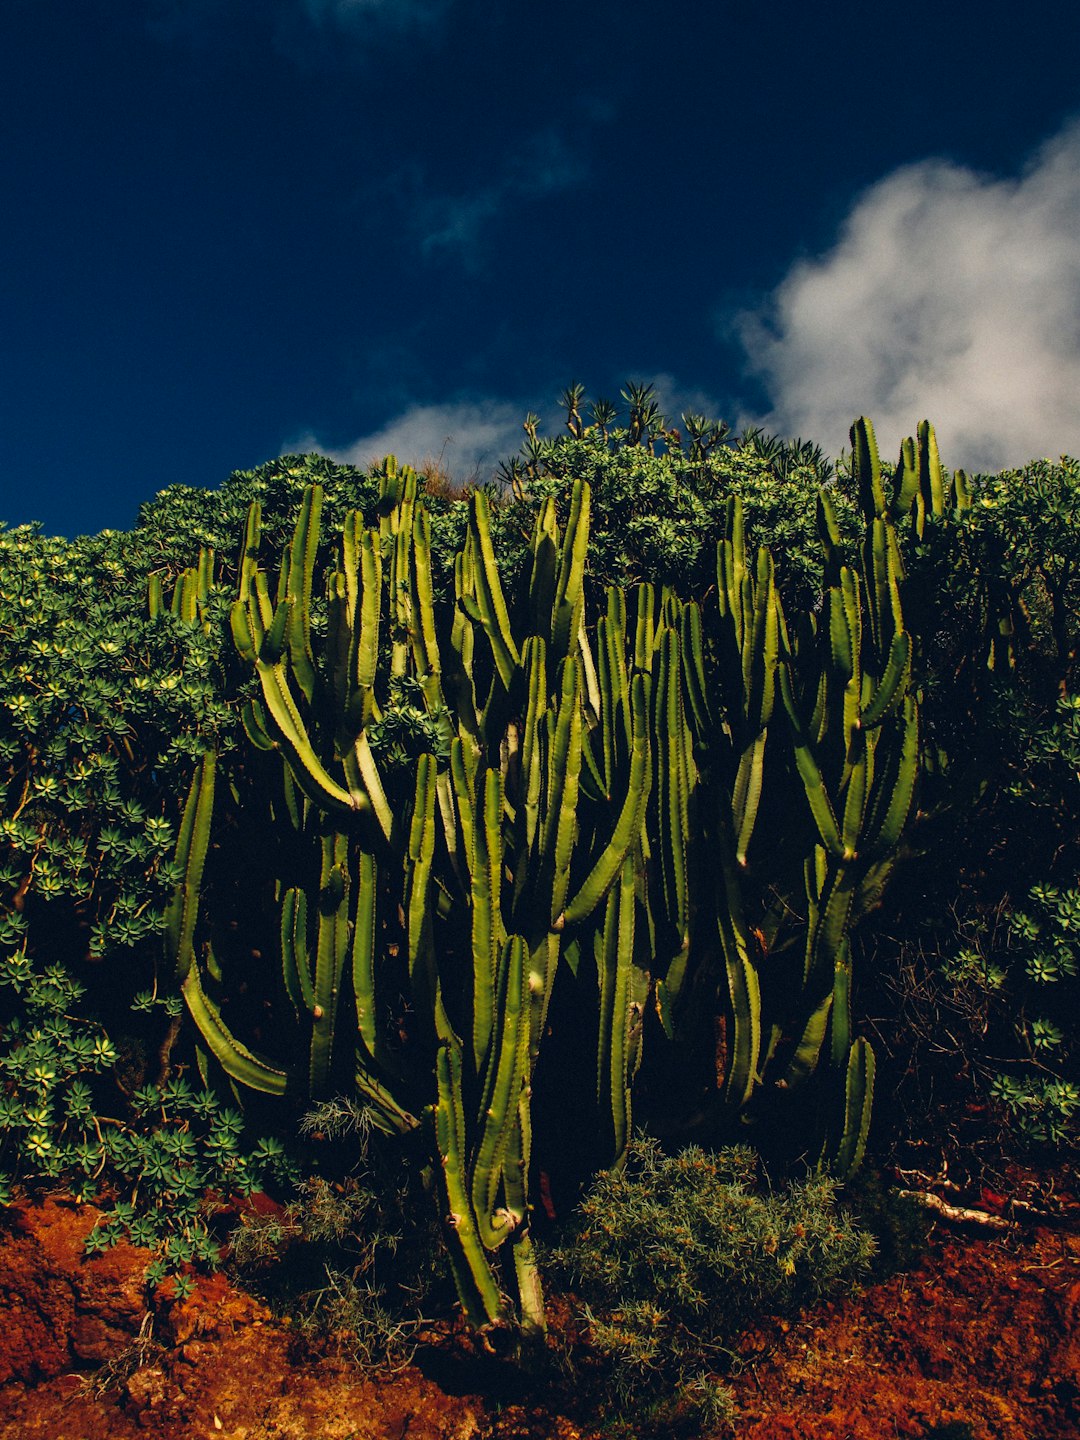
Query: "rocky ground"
0 1188 1078 1440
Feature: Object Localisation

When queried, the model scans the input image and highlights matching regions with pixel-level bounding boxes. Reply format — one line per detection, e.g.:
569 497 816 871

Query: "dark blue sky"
4 0 1080 537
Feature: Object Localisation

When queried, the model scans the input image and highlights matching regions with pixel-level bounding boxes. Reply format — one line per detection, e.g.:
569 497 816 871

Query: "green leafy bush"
0 953 298 1290
4 389 1080 1355
494 387 857 613
548 1135 873 1422
860 446 1080 1161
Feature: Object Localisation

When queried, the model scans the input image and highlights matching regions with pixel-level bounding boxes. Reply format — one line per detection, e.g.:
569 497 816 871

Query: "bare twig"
897 1188 1011 1231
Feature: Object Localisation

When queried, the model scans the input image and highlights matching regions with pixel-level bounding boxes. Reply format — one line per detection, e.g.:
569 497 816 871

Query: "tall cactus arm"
230 598 259 666
831 1036 875 1176
518 637 547 855
731 732 766 867
653 627 690 938
891 434 919 521
705 790 763 1103
952 467 972 510
779 990 833 1088
745 548 780 734
435 1041 504 1328
840 727 872 862
284 484 323 705
471 934 530 1251
851 417 886 521
863 696 920 859
281 886 314 1018
471 767 506 1071
326 569 352 724
164 750 217 984
405 754 438 1012
506 1136 545 1336
353 526 383 708
352 849 383 1064
829 944 853 1071
411 505 447 709
633 583 656 674
309 830 351 1096
550 477 591 669
350 730 394 843
526 497 559 628
238 499 263 599
861 631 911 728
816 492 844 582
599 855 638 1166
578 612 603 729
827 573 856 681
341 509 361 622
779 664 844 858
560 670 651 928
915 419 946 538
542 657 583 926
805 862 858 997
181 960 290 1096
598 593 632 782
241 699 276 752
679 600 712 738
469 489 520 690
450 735 480 884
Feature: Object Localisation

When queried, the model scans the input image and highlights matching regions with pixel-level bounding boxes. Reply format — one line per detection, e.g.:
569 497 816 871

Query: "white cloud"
736 118 1080 472
291 399 526 481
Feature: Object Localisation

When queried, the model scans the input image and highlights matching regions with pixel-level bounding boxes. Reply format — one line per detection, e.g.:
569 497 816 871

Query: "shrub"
547 1135 874 1422
226 1097 446 1369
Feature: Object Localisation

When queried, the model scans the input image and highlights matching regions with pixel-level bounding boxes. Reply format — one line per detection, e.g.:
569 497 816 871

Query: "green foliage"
548 1134 873 1421
227 1096 446 1369
0 521 228 982
4 385 1080 1360
212 443 912 1337
858 441 1080 1161
495 388 857 613
0 952 298 1285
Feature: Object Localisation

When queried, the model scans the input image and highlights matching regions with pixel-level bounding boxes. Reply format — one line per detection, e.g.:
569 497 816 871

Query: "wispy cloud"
146 0 451 44
289 398 526 481
300 0 452 32
400 129 587 263
735 118 1080 471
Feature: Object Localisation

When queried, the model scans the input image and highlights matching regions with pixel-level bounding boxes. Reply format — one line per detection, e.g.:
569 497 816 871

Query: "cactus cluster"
166 422 923 1337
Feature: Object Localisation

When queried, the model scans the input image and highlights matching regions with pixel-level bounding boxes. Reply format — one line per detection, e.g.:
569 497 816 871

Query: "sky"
3 1 1080 538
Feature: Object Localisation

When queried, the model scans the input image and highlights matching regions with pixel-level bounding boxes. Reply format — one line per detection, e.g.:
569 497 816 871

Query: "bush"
547 1135 874 1423
226 1097 446 1369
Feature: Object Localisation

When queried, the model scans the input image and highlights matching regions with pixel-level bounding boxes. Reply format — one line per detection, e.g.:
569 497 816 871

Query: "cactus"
224 468 665 1335
166 751 290 1096
213 423 935 1332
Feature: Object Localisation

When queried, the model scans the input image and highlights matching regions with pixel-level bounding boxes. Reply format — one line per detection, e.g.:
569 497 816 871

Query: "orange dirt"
0 1193 1077 1439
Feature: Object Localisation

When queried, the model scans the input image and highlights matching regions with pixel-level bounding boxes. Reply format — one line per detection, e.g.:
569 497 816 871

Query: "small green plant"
226 1096 446 1370
547 1134 874 1427
0 951 300 1288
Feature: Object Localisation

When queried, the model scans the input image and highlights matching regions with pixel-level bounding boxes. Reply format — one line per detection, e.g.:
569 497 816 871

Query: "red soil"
0 1192 1077 1439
